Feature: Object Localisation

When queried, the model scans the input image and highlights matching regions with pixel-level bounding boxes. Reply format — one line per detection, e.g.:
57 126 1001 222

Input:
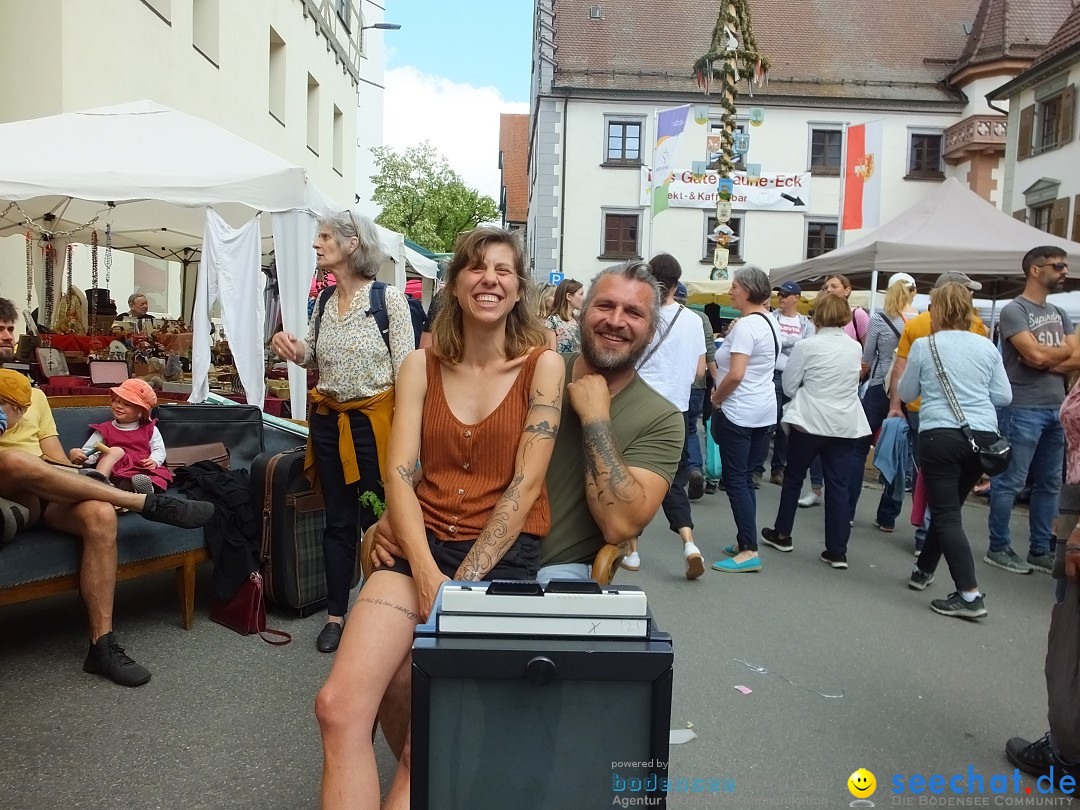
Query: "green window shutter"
1051 197 1070 238
1018 105 1035 160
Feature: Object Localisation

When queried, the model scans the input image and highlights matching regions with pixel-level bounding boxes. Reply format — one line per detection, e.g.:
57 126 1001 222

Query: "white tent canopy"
771 177 1080 297
0 100 342 418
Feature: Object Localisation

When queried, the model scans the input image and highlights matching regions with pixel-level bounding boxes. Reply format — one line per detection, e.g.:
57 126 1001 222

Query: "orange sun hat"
110 378 158 415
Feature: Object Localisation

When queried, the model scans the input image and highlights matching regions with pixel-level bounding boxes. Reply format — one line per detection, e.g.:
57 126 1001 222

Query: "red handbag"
210 571 292 645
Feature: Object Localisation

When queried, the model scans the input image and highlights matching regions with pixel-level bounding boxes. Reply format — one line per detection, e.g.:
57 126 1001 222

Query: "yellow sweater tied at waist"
305 387 395 488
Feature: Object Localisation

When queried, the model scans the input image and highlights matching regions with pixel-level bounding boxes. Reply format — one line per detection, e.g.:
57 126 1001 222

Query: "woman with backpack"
851 273 918 530
270 210 414 654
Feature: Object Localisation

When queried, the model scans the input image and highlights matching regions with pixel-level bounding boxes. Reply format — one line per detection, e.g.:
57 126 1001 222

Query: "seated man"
0 365 215 687
362 261 684 778
126 293 156 331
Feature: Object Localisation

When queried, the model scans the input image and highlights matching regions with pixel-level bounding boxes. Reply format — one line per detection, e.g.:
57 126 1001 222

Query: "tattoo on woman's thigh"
357 596 418 622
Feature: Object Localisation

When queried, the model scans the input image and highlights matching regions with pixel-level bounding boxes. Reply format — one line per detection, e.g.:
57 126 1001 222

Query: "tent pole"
868 269 879 316
837 121 850 249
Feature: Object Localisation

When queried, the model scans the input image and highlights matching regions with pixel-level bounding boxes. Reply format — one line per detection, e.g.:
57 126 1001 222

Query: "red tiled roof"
951 0 1074 77
499 113 529 225
552 0 984 104
1026 3 1080 72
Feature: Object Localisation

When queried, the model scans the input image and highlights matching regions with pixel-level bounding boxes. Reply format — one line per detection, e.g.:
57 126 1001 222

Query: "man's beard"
0 346 14 362
580 328 649 371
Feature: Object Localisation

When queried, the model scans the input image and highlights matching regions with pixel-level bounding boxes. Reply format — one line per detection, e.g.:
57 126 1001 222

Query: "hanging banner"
641 170 811 211
842 120 883 230
651 105 691 216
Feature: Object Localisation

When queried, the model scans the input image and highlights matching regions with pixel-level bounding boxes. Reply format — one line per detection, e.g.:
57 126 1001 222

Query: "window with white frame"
703 213 743 263
805 219 838 259
603 116 645 166
600 209 642 259
906 129 944 180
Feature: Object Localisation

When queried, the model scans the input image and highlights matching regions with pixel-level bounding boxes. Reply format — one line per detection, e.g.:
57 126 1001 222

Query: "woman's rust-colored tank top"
417 347 551 540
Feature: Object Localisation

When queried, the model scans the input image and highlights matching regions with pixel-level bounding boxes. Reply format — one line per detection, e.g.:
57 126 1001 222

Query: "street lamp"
361 22 401 31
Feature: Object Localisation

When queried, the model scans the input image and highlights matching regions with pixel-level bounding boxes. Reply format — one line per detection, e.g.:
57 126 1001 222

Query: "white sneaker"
684 542 705 580
798 492 822 508
620 551 641 571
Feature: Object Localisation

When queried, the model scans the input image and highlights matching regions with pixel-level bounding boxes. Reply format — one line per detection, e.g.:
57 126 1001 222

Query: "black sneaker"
820 550 848 569
704 480 718 495
930 591 987 620
130 474 155 495
688 469 705 501
140 493 214 528
761 527 793 552
83 632 151 687
1005 733 1054 778
908 568 935 591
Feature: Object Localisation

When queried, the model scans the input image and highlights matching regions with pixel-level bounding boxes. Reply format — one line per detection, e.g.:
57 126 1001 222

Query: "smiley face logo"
848 768 877 798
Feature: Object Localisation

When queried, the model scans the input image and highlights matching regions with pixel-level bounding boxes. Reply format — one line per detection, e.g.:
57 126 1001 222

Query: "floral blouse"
302 283 413 401
545 314 581 354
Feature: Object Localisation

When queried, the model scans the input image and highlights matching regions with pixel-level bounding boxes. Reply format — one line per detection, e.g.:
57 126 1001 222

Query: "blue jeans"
773 430 856 555
536 562 591 586
712 409 772 551
909 410 930 545
686 388 705 473
850 384 903 527
989 407 1064 556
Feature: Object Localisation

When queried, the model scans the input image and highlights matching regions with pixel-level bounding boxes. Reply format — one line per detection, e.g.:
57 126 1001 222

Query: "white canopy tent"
771 177 1080 301
0 100 344 418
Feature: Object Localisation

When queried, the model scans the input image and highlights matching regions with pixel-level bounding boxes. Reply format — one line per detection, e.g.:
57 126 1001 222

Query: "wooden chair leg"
175 554 198 630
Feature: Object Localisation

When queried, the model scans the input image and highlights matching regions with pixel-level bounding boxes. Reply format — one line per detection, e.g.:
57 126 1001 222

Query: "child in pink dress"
68 378 173 494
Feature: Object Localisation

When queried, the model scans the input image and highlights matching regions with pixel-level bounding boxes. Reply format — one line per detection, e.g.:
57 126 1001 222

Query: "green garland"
692 0 770 177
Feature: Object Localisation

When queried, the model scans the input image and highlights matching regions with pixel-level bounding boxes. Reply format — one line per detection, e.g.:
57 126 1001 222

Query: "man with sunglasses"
987 247 1076 574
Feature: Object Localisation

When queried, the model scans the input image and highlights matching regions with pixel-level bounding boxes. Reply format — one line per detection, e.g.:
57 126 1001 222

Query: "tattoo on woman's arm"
396 464 416 488
459 471 523 580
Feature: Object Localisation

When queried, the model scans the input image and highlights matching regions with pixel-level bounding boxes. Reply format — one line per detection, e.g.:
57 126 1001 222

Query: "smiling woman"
315 226 566 810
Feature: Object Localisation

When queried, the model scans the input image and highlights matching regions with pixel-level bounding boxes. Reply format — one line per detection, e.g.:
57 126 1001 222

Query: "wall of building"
356 0 388 217
0 0 381 322
554 99 960 284
1002 63 1080 229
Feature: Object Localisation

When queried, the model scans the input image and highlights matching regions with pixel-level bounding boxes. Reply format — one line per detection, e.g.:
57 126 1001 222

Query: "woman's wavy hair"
929 282 974 332
883 279 916 319
551 278 584 322
429 227 549 363
316 210 388 280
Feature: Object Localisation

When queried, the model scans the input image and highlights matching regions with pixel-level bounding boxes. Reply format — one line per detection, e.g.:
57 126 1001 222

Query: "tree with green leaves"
369 142 500 253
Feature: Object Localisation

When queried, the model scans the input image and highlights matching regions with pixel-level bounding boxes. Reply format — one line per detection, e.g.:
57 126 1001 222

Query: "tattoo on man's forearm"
356 596 418 622
582 421 641 507
460 471 523 580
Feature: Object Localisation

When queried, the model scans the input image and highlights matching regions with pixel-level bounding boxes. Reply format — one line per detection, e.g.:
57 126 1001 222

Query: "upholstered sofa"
0 399 305 628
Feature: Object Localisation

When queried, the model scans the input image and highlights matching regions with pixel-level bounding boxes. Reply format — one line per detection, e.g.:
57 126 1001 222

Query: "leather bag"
210 571 291 645
165 442 231 472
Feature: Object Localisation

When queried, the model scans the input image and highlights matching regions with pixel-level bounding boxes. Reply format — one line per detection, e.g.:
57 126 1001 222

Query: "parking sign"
548 272 564 284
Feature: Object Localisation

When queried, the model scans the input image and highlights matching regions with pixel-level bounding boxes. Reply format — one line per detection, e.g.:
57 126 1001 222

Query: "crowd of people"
2 216 1076 803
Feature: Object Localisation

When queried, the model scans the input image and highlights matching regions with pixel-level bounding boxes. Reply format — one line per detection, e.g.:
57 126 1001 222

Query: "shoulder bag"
927 335 1012 476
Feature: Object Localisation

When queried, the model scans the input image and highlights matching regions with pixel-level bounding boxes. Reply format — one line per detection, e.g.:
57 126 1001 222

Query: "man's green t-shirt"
540 354 684 567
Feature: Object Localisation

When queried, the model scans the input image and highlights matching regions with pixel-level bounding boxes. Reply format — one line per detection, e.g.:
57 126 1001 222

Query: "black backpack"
312 282 425 354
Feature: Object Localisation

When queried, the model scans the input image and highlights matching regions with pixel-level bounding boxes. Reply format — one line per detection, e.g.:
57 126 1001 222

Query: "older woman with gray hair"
710 265 781 573
271 210 414 652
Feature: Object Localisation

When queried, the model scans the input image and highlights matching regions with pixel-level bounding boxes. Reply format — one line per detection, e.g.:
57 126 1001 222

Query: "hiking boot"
83 632 151 687
1026 552 1054 574
751 472 762 489
930 592 987 620
820 550 848 569
130 474 155 495
140 493 214 529
1005 733 1054 778
760 527 793 552
908 568 935 591
687 469 705 501
984 548 1032 575
769 470 784 486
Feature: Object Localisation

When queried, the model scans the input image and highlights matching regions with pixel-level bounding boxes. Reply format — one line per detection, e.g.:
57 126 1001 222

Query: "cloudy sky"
382 1 532 202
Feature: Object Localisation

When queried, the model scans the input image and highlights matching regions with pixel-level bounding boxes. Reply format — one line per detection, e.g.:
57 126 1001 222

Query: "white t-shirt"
637 303 706 412
715 312 781 428
773 312 811 372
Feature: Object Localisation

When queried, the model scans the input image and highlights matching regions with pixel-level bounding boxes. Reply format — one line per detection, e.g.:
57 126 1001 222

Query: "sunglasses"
341 209 360 236
1037 262 1068 271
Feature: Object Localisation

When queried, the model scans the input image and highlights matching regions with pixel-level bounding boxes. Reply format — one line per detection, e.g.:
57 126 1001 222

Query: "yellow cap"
0 369 32 409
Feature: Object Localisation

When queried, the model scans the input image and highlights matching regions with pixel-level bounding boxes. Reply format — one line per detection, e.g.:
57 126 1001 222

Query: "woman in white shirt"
760 294 870 569
710 266 781 573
